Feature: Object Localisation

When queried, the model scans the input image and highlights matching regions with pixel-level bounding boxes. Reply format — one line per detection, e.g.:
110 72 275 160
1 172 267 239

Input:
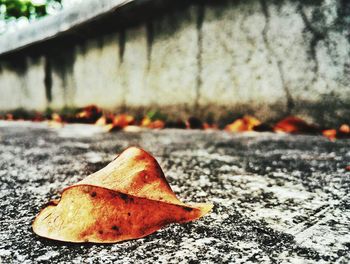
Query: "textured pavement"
0 121 349 263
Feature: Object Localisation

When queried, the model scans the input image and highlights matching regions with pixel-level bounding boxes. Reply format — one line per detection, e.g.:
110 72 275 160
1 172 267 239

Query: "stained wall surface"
0 0 349 125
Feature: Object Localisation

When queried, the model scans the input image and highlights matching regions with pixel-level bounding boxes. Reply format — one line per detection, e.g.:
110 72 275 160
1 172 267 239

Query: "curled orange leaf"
32 147 212 243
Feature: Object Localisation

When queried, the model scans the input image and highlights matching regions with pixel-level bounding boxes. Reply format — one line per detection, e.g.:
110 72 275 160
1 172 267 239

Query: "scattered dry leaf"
113 114 134 128
75 105 102 123
274 116 319 134
51 113 62 123
5 113 13 121
225 115 261 132
32 147 212 243
32 113 44 122
322 124 350 140
2 104 348 139
203 123 218 130
148 120 165 129
47 113 64 128
322 129 337 141
141 117 165 129
339 124 350 134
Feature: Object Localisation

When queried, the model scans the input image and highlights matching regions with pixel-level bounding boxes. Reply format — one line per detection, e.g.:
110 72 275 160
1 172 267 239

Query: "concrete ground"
0 121 349 263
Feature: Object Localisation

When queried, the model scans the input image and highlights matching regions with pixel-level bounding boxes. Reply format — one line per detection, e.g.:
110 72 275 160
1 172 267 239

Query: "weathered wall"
0 0 349 125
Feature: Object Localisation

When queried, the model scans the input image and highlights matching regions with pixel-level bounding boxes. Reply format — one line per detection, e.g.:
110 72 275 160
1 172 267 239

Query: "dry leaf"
203 123 218 130
274 116 319 134
6 113 13 120
339 124 350 134
106 114 135 132
322 129 337 141
75 105 102 123
225 115 261 132
32 147 213 243
141 117 165 129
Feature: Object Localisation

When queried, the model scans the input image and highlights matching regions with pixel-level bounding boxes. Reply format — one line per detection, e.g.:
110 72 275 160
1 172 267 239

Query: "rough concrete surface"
0 121 349 263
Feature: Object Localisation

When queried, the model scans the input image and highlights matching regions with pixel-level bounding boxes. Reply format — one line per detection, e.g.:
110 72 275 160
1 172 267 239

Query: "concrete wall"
0 0 349 125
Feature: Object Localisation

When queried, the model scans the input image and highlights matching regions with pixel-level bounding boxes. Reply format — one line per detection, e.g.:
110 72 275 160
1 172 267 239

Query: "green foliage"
0 0 61 20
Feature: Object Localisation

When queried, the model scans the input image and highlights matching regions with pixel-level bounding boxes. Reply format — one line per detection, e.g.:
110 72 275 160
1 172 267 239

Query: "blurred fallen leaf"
32 113 44 122
322 124 350 140
322 129 337 141
6 113 13 121
339 124 350 134
51 113 62 123
141 116 152 127
32 147 212 243
225 115 261 132
338 124 350 138
107 114 135 132
141 117 165 129
75 105 102 123
274 116 319 134
47 113 64 128
203 122 218 130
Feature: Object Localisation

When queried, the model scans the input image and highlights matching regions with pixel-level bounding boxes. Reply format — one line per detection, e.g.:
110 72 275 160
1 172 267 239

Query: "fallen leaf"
225 115 261 132
6 113 13 121
32 147 212 243
75 105 102 123
148 120 165 129
32 113 44 122
322 124 350 140
274 116 319 134
339 124 350 134
203 122 218 130
111 114 135 130
51 113 62 123
141 117 165 129
338 124 350 138
322 129 337 141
